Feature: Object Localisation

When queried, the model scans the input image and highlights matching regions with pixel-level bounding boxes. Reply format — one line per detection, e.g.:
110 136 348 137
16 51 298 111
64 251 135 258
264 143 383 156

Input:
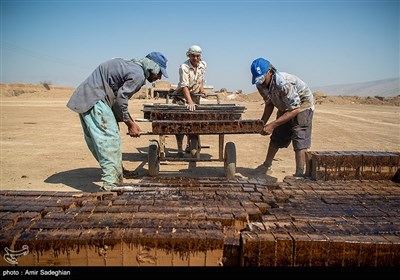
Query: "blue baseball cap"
251 58 270 85
146 52 168 78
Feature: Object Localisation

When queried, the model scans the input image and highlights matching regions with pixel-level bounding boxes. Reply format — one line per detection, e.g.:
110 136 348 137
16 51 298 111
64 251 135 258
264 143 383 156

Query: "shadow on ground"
44 168 101 192
122 146 278 181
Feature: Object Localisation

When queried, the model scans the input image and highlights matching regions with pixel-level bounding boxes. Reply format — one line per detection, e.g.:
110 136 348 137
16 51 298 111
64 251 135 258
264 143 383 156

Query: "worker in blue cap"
67 52 168 191
251 57 314 179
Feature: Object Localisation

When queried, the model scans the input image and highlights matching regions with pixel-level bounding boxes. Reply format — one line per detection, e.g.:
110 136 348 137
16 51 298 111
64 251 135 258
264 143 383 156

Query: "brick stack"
1 176 399 267
306 151 400 181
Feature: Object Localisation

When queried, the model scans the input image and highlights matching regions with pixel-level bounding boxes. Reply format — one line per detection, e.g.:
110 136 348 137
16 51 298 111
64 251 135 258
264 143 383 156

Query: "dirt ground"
1 84 399 192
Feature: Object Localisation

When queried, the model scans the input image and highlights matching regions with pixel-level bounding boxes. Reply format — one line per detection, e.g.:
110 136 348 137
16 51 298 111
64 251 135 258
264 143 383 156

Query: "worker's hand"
127 122 141 137
186 102 197 111
261 123 273 136
200 92 208 98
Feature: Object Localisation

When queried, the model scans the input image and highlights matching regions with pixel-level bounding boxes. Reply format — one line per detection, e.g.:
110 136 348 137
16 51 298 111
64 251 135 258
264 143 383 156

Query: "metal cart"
140 96 264 178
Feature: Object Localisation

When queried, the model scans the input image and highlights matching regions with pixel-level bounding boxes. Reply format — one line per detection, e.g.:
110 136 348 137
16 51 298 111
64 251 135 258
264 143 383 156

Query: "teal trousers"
79 100 122 187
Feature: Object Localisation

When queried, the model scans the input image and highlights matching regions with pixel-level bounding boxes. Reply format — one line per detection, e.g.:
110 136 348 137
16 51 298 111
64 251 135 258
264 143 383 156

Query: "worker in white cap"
172 45 207 158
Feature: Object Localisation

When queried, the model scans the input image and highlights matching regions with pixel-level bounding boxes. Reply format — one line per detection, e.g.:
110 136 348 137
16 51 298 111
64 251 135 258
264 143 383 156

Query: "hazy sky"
1 0 399 93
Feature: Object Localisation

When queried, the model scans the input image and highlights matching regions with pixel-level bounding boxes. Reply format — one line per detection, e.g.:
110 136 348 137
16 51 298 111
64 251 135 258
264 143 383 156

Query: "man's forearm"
262 103 274 123
271 108 300 128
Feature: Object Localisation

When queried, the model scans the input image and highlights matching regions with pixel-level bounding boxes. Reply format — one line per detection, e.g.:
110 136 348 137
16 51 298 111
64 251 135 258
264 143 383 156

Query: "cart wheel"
148 140 160 177
189 135 200 159
224 142 236 179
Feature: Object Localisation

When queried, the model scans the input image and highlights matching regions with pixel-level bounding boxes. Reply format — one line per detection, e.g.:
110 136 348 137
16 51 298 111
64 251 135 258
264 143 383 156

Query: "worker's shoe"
291 173 305 179
292 168 305 179
100 182 118 192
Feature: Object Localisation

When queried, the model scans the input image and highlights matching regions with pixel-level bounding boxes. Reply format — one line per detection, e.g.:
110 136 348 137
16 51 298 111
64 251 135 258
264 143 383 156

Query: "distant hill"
311 77 399 97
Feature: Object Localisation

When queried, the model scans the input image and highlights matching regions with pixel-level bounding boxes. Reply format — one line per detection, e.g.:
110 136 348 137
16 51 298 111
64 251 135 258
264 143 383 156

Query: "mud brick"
119 241 139 266
188 230 207 266
0 202 20 213
311 151 327 180
31 219 67 230
374 235 395 266
191 208 207 220
14 204 46 212
92 205 110 213
241 232 259 266
325 234 345 266
381 235 400 266
35 246 71 266
245 207 263 222
362 152 400 180
126 198 154 206
122 228 142 244
374 234 400 267
205 247 223 266
324 151 340 180
262 221 278 231
32 230 83 265
343 152 360 177
14 231 38 253
356 235 378 266
151 119 264 135
68 246 89 266
99 216 131 229
205 205 220 216
307 233 330 266
158 206 180 214
242 184 255 192
230 211 247 231
170 219 190 230
155 247 174 266
108 205 139 213
0 219 14 231
272 232 293 266
291 232 312 266
86 213 106 224
254 202 270 215
290 219 314 233
130 219 149 228
42 206 65 214
249 193 263 203
170 229 191 266
78 202 96 213
0 230 22 256
112 199 127 206
255 232 275 266
86 246 107 266
216 213 233 227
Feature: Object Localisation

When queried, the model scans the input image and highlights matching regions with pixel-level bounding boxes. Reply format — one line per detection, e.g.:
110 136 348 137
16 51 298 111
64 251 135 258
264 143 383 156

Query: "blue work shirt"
256 71 314 113
67 58 145 121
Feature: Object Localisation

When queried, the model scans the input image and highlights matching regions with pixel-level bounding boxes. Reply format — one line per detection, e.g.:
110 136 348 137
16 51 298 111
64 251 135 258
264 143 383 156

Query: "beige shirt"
175 59 207 94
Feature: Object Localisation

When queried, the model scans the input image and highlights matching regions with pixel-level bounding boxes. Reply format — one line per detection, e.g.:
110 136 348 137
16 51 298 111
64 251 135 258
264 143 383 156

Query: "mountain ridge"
311 77 399 97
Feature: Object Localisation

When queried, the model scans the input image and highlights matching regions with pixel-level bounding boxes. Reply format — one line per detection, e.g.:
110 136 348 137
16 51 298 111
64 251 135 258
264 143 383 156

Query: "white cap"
186 45 202 56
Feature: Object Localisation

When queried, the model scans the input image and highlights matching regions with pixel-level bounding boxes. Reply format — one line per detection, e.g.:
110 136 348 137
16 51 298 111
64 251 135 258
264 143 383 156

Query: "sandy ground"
1 85 399 192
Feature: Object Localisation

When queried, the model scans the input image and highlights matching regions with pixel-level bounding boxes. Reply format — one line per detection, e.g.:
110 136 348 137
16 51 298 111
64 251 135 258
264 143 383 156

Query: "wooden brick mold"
306 151 400 181
1 176 399 267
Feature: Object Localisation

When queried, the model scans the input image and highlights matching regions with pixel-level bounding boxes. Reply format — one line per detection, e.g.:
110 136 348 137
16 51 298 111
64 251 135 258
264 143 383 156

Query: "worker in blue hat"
67 52 168 191
251 57 314 179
